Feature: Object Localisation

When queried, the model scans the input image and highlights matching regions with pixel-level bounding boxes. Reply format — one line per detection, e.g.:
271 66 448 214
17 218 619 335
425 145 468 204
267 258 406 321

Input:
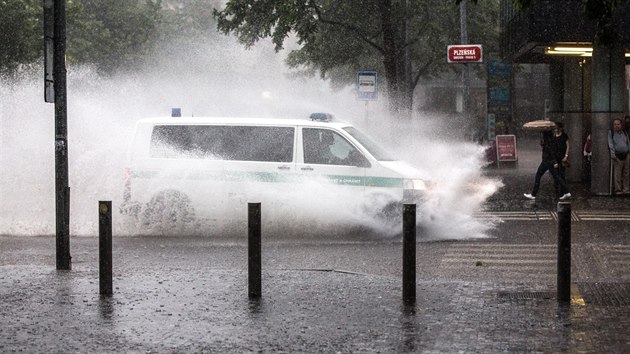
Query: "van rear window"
150 125 295 162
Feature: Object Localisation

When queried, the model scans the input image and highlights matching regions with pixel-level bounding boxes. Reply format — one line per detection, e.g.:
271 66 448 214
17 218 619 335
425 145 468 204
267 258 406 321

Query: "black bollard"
402 204 416 304
99 201 113 296
248 203 262 298
557 202 571 302
56 186 71 270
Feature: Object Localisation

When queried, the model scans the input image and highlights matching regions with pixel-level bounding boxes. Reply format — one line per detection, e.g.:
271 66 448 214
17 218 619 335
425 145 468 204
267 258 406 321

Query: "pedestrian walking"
608 117 630 195
524 121 571 200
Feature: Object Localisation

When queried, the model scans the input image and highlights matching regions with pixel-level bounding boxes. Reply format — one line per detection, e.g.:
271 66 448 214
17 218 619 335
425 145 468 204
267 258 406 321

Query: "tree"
67 0 163 73
214 0 499 119
581 0 630 45
160 0 224 40
0 0 164 76
0 0 41 76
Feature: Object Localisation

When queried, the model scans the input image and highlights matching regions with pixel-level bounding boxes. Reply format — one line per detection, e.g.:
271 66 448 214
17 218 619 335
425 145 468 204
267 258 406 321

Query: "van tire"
379 201 401 221
362 193 401 227
141 190 195 233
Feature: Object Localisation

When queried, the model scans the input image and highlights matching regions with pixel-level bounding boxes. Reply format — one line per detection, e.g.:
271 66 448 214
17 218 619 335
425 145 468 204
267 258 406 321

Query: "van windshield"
343 127 397 161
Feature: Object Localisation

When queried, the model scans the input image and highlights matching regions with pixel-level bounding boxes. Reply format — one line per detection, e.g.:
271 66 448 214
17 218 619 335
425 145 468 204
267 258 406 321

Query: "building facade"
501 0 630 194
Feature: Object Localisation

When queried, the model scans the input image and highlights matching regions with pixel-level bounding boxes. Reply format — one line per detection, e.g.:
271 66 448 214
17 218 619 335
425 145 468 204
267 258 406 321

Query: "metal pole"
54 0 71 270
99 201 113 296
248 203 262 298
364 101 370 133
402 204 416 304
557 202 571 302
460 0 470 121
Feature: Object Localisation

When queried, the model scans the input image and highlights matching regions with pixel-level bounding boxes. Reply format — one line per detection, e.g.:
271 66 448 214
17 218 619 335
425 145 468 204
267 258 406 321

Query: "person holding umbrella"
524 121 571 200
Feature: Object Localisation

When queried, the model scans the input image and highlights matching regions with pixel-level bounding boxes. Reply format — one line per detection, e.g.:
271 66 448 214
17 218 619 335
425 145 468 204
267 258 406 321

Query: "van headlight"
403 178 430 203
403 178 428 191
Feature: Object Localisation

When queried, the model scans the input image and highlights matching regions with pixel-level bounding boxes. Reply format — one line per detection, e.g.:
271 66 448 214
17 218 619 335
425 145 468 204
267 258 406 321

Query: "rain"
0 33 501 239
4 2 630 353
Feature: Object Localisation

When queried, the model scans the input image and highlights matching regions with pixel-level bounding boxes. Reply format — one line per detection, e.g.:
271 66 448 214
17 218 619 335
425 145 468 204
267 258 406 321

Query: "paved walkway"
484 136 630 212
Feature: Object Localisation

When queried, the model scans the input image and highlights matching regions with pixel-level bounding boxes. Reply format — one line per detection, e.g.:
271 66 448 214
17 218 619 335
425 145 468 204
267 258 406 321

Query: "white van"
120 114 429 231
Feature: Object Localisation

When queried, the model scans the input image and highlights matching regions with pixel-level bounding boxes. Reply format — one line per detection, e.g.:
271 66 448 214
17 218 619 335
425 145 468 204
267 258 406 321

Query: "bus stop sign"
357 71 378 101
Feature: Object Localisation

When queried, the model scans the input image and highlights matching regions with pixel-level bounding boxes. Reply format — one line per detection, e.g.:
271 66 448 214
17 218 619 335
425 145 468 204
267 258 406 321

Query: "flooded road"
2 211 630 353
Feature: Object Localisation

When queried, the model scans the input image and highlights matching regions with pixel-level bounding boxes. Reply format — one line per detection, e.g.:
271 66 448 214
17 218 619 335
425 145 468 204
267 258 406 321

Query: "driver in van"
319 131 346 165
303 129 347 165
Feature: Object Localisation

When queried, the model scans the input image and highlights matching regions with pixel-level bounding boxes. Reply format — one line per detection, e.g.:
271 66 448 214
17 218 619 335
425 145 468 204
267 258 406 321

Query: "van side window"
303 128 367 166
150 125 294 162
223 126 294 162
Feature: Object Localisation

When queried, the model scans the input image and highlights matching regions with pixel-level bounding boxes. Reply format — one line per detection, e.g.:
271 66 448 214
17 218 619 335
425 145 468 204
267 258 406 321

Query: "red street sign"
447 44 483 63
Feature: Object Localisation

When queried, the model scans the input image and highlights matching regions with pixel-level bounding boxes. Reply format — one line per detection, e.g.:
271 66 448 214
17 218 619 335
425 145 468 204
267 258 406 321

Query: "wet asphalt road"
2 212 630 353
2 142 630 352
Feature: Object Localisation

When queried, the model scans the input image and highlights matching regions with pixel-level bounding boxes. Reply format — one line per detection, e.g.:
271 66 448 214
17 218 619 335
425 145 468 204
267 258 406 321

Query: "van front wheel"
362 193 401 228
141 190 195 234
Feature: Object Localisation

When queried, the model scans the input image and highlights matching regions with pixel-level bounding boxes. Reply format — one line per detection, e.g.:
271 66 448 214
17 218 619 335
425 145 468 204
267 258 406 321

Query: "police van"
120 113 430 231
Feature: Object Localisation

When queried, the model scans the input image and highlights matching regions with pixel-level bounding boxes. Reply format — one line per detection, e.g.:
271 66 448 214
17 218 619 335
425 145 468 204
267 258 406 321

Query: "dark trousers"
531 160 569 197
554 165 567 197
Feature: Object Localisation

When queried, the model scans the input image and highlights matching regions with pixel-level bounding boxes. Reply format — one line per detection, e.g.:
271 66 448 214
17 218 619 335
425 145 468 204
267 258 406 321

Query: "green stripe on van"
322 175 402 187
364 176 404 188
224 171 290 183
132 169 403 188
323 175 363 186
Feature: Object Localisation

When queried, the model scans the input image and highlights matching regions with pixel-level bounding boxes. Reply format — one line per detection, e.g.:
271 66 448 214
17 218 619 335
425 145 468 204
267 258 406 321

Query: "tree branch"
411 61 432 90
309 3 384 54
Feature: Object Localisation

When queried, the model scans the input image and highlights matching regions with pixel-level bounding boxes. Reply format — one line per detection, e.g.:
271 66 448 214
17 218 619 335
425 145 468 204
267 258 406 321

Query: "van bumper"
402 189 428 204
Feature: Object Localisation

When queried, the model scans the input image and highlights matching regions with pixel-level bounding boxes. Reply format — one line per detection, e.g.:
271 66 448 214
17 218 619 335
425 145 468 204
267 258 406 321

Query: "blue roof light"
309 112 333 122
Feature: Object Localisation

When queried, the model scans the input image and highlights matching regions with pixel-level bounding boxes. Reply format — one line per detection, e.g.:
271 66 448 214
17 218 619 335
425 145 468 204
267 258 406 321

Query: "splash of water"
0 36 502 239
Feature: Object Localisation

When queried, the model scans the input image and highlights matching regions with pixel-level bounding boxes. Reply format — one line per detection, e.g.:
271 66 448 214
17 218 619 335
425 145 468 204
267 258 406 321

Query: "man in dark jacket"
524 121 571 200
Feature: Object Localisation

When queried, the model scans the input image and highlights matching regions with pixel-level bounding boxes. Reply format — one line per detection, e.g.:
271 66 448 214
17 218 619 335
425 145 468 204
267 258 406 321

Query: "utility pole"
403 0 411 119
460 0 470 120
51 0 71 270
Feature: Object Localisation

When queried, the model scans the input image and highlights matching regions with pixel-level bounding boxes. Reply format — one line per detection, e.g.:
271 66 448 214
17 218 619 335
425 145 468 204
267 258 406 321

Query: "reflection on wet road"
475 210 630 221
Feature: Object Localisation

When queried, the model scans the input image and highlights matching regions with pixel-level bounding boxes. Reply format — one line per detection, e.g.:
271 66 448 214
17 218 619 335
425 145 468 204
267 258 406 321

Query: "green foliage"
0 0 165 75
67 0 163 73
213 0 318 51
0 0 501 91
583 0 630 45
0 0 41 75
159 0 223 44
214 0 500 115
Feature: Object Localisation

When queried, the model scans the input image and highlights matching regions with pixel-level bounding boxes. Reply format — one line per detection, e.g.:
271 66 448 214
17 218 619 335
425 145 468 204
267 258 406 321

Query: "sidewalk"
484 136 630 212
